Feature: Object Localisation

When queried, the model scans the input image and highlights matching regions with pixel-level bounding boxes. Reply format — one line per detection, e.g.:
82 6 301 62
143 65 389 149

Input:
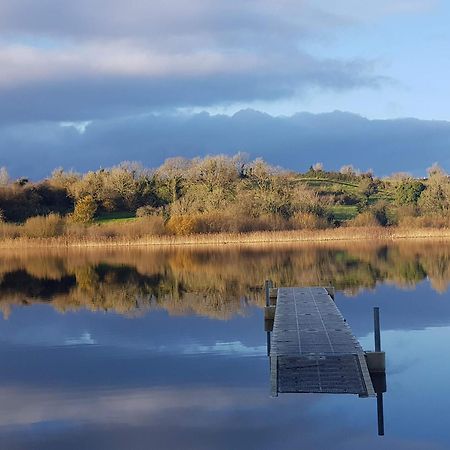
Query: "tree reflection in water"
0 241 449 319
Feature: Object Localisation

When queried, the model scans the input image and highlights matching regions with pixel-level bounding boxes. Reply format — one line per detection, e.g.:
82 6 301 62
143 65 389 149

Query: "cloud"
0 110 449 178
0 1 347 41
0 42 266 88
0 385 267 428
3 40 361 102
64 332 96 346
60 121 91 134
0 0 404 123
0 0 434 40
0 42 382 123
0 383 447 450
314 0 437 20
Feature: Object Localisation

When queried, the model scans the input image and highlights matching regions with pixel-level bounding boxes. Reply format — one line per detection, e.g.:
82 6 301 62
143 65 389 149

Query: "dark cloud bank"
0 110 449 179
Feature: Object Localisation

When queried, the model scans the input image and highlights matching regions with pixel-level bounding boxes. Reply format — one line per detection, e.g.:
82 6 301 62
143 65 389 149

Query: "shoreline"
0 226 450 249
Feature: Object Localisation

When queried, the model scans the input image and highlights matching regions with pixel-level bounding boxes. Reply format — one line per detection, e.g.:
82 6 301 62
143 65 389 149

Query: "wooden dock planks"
270 287 374 397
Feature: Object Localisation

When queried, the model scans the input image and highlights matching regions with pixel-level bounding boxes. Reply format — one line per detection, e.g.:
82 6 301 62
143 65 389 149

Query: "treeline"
0 155 449 239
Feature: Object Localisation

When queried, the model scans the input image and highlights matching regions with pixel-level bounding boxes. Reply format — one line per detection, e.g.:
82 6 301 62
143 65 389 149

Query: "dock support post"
369 307 386 436
265 280 273 307
374 307 381 352
265 280 274 355
377 391 385 436
270 356 278 397
366 307 385 372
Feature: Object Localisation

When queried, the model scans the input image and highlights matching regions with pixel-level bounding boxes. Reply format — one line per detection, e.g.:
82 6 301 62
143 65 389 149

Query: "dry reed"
0 226 449 249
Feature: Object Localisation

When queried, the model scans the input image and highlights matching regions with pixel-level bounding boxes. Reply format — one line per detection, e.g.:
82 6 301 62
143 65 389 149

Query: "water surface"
0 242 449 449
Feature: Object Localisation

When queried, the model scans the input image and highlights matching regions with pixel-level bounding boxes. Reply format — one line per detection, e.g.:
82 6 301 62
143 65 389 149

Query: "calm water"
1 242 450 450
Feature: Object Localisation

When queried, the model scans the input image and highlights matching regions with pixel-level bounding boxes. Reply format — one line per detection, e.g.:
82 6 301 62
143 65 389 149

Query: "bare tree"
156 157 192 203
339 165 359 176
312 162 324 172
0 167 10 186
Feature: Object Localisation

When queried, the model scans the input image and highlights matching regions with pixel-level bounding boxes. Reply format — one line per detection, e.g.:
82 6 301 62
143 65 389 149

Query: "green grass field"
295 177 359 189
330 205 359 221
93 178 395 226
95 211 137 224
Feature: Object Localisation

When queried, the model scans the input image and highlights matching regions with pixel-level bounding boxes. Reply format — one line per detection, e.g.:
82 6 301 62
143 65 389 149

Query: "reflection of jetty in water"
264 283 387 436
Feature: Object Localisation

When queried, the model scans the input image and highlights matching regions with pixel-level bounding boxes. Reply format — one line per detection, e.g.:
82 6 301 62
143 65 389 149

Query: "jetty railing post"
374 307 381 352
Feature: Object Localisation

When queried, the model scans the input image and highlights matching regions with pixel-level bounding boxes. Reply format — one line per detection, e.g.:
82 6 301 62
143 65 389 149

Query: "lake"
0 241 449 450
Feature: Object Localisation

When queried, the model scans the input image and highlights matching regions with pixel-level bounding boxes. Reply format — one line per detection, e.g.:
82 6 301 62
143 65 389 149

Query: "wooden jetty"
268 286 376 398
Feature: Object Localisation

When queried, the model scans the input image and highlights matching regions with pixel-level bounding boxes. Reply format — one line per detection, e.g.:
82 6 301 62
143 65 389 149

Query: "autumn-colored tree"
71 196 97 223
418 165 450 216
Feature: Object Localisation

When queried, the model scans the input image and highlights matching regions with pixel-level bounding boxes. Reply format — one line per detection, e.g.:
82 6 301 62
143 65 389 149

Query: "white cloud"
64 331 96 345
60 121 92 134
181 341 266 356
0 0 435 123
0 41 266 89
0 385 266 427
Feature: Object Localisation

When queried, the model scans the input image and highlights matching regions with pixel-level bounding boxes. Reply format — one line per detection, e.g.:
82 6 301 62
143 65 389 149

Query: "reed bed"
0 226 449 249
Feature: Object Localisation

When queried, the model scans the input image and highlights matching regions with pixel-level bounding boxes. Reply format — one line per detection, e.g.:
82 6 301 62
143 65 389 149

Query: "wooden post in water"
367 307 385 372
370 307 386 436
374 307 381 352
377 390 385 436
264 280 276 322
265 280 274 354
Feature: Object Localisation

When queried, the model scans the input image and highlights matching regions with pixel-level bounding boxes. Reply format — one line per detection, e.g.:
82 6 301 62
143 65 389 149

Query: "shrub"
119 216 165 238
351 202 395 227
418 166 450 216
136 205 161 217
86 224 118 240
291 212 329 230
22 214 66 238
398 215 450 229
87 216 166 240
347 211 381 227
0 221 20 239
358 178 379 199
188 211 227 233
71 195 97 223
335 192 359 206
395 179 425 205
166 215 202 235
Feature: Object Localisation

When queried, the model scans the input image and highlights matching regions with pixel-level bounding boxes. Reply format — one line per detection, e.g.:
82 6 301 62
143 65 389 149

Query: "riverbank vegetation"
0 155 449 244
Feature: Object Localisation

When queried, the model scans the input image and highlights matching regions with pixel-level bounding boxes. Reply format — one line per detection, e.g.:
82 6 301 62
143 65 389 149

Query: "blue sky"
0 0 449 176
205 0 450 120
303 0 450 120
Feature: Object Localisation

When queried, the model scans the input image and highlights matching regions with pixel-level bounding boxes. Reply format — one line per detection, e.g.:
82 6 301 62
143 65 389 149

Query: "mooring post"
374 307 381 352
366 306 385 373
369 306 386 435
377 391 385 436
265 280 270 307
265 280 274 355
